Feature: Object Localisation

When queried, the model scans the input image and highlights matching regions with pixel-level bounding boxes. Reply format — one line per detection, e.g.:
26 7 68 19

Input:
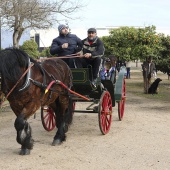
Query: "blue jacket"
50 33 83 56
100 67 115 80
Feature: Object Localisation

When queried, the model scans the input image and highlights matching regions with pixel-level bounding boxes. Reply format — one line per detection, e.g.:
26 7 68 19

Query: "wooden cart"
41 66 126 135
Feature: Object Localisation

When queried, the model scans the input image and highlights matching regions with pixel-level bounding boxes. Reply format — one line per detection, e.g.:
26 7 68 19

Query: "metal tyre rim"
98 91 112 135
41 106 56 131
118 79 126 120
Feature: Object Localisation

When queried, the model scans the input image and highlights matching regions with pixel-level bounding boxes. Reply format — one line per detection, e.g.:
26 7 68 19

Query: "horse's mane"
0 48 37 83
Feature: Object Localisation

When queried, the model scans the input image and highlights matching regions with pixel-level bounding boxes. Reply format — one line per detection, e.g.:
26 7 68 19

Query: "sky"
1 0 170 48
68 0 170 29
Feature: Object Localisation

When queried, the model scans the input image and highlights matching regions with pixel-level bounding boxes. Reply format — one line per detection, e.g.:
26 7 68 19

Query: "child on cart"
99 55 117 81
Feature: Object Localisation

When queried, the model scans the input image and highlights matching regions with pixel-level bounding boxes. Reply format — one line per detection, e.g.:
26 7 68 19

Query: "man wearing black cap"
50 24 83 68
76 27 105 86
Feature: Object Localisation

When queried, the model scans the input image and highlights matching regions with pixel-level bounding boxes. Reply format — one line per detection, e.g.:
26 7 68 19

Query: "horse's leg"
14 114 34 155
63 97 73 132
52 97 73 146
52 98 65 146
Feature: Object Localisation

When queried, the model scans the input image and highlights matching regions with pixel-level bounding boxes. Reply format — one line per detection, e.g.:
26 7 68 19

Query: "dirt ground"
0 68 170 170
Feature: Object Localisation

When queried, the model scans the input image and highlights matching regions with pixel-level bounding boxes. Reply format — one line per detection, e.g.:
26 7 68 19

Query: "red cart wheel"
98 91 112 135
118 78 126 121
41 106 56 131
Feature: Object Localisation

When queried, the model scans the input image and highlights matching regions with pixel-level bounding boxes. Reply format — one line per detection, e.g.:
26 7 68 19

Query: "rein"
1 63 34 105
37 54 83 62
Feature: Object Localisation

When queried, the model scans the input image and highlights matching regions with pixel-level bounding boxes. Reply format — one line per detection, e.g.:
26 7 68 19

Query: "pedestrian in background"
142 56 156 94
125 61 132 79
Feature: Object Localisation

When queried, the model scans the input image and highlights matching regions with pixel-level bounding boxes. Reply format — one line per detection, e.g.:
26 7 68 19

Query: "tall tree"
101 27 138 61
155 34 170 77
134 26 161 60
101 26 162 62
0 0 84 48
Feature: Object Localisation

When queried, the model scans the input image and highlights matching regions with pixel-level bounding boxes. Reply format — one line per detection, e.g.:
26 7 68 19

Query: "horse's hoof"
52 139 62 146
19 148 30 155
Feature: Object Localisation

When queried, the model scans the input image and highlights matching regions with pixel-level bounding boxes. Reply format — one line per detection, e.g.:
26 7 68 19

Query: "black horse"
0 48 73 155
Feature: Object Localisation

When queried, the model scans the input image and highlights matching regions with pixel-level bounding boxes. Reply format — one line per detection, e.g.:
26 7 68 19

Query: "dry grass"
126 67 170 102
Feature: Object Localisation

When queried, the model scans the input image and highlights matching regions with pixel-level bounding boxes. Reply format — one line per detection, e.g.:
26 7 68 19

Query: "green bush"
40 47 54 58
20 40 40 59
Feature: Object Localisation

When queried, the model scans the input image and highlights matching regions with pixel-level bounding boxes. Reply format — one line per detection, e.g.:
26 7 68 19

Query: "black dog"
148 78 162 94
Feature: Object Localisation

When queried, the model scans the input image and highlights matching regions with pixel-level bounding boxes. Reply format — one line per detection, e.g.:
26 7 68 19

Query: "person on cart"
50 24 83 68
99 55 117 83
75 28 105 86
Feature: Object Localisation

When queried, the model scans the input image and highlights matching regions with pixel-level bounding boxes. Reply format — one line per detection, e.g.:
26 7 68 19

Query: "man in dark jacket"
142 56 156 93
50 24 83 68
75 28 105 85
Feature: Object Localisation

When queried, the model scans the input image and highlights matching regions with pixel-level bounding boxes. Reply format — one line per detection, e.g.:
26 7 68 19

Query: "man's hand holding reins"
84 53 92 58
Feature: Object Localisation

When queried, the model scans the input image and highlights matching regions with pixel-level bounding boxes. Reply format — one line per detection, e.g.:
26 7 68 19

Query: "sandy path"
0 87 169 170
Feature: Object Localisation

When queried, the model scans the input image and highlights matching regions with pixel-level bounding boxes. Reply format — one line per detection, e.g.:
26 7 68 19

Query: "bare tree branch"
0 0 85 47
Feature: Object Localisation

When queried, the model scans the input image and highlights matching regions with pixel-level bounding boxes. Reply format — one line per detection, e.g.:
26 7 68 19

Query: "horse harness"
1 58 69 104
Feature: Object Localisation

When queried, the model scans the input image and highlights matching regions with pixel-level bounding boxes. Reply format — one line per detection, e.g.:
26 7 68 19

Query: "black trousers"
75 57 101 80
126 67 131 78
61 58 76 68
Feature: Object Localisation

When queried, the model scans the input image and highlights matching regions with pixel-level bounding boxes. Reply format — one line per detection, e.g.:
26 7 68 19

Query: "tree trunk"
13 30 19 48
13 27 24 48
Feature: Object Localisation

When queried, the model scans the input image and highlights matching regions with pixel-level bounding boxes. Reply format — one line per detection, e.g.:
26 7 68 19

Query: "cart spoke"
99 91 112 135
41 106 56 131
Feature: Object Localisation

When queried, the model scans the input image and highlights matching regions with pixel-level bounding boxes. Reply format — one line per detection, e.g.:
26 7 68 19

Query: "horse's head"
0 48 33 96
0 48 30 82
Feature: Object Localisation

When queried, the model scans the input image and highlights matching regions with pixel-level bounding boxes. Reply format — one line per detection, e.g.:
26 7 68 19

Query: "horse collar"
19 58 32 92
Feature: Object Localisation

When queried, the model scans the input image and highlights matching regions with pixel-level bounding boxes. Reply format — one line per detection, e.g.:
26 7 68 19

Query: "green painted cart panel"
114 66 126 101
71 66 126 102
71 68 92 85
71 68 102 99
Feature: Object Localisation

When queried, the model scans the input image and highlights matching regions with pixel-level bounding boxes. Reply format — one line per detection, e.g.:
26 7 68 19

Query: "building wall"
30 28 58 48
